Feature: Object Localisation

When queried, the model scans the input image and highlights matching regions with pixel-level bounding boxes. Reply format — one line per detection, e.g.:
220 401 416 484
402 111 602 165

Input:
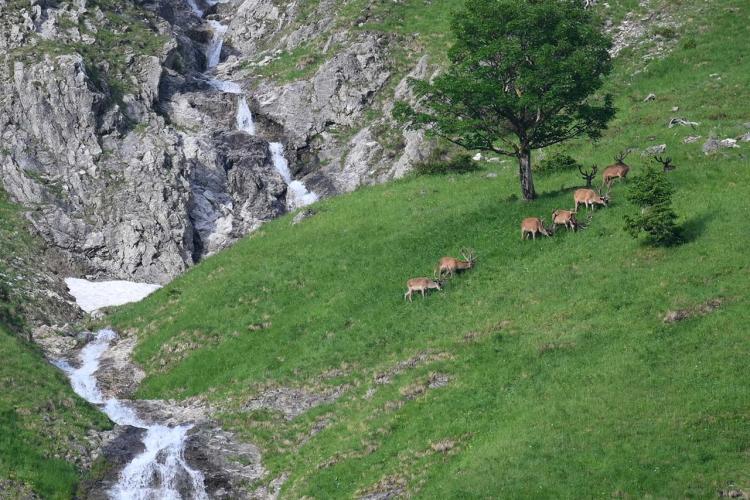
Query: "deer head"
652 155 676 172
460 247 477 265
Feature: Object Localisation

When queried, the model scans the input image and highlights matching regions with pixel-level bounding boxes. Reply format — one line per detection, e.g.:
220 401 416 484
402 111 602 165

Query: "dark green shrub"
534 153 581 175
623 167 681 246
412 154 479 175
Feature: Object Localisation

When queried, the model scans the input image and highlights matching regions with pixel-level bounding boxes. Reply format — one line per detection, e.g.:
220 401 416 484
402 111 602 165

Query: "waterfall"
269 142 318 209
206 20 227 69
55 330 208 500
185 0 203 16
237 97 255 136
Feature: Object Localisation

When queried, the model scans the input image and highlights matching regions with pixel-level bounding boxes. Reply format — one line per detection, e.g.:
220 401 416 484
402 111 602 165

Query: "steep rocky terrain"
0 0 434 291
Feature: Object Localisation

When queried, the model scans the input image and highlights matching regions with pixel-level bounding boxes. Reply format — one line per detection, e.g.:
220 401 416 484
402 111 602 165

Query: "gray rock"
643 93 656 102
682 135 701 144
643 144 667 156
702 138 720 154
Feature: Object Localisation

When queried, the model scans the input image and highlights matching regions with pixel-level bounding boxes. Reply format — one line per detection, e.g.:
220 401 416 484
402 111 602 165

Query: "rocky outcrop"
1 0 434 286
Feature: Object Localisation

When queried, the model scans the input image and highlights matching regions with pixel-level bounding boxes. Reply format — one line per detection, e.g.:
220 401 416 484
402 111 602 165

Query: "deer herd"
405 151 646 301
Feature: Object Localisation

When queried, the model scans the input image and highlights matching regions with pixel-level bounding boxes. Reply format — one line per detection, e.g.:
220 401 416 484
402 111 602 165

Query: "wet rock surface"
185 423 267 498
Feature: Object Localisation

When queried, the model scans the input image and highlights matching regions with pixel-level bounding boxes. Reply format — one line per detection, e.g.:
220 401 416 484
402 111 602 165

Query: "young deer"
573 188 609 211
404 278 442 302
521 217 551 240
436 248 476 278
551 209 577 231
602 150 631 186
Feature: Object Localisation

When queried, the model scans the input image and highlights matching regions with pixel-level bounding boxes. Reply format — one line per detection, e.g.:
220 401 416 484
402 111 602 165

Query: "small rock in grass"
643 144 667 156
682 135 702 144
671 106 679 112
291 209 315 225
643 93 656 102
720 138 739 148
668 117 699 128
472 152 482 161
740 132 750 142
485 172 498 178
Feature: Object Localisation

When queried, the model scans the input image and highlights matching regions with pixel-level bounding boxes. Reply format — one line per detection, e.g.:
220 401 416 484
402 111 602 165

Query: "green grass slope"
109 0 750 497
0 193 111 498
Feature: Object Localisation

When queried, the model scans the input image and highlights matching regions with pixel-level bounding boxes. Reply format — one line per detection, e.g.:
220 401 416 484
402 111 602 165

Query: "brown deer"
404 278 442 302
652 155 676 172
573 188 609 211
551 209 577 231
436 248 476 278
602 150 631 186
521 217 551 240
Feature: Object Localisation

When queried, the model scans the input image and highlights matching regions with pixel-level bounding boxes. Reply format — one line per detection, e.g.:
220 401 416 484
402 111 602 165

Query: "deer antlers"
614 150 630 163
460 247 477 263
578 164 598 188
652 155 676 172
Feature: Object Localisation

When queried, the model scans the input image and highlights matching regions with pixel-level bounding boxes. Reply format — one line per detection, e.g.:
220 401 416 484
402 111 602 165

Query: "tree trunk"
518 148 536 200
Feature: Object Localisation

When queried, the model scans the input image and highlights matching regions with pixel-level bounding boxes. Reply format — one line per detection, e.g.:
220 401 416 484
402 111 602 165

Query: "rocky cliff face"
0 0 434 285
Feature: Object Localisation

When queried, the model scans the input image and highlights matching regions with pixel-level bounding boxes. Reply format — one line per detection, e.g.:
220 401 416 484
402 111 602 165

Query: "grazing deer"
436 248 476 278
653 155 676 172
551 209 577 231
521 217 551 240
602 150 631 186
404 278 442 302
573 188 609 211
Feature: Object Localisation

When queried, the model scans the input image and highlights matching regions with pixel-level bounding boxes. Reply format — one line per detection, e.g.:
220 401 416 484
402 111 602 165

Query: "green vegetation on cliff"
0 193 111 498
109 0 750 496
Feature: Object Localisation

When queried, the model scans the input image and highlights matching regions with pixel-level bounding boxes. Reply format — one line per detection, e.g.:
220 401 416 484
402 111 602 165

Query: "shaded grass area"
106 0 750 497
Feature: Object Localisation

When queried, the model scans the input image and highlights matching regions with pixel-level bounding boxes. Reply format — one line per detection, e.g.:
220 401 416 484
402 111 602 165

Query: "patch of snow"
65 278 161 313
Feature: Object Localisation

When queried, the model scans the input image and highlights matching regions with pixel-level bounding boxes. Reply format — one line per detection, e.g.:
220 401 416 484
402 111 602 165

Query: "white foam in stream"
269 142 318 209
64 278 160 314
236 96 255 135
55 330 208 500
206 20 227 69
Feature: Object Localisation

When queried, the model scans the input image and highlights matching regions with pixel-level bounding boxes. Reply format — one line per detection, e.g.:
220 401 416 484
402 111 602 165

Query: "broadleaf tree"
394 0 616 200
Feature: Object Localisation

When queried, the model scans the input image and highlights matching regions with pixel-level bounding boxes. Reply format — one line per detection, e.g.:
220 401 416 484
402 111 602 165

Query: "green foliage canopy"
395 0 616 199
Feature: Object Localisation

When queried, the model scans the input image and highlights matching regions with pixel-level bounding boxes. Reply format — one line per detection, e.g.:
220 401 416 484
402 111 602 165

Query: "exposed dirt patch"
374 350 453 385
537 341 576 355
358 474 407 499
663 298 723 323
243 385 349 420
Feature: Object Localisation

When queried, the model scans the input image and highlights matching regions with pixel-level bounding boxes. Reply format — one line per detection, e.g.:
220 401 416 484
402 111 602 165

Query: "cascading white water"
236 97 255 136
205 20 227 69
269 142 318 209
55 330 208 500
185 0 203 17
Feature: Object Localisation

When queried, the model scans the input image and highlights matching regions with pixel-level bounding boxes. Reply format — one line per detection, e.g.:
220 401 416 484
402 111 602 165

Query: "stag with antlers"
602 150 631 187
652 155 676 172
436 248 476 278
578 164 598 188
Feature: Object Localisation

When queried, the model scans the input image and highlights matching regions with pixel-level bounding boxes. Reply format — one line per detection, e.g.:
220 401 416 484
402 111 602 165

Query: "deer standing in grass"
602 150 631 187
573 188 609 211
653 155 676 172
551 209 577 231
436 249 476 278
404 278 442 302
521 217 551 240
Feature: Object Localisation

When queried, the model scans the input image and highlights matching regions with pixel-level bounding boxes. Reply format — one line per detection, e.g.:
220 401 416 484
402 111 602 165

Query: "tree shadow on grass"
679 212 714 244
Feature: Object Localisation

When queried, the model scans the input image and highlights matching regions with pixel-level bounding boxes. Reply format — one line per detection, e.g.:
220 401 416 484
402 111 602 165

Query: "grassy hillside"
0 193 112 498
105 0 748 497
